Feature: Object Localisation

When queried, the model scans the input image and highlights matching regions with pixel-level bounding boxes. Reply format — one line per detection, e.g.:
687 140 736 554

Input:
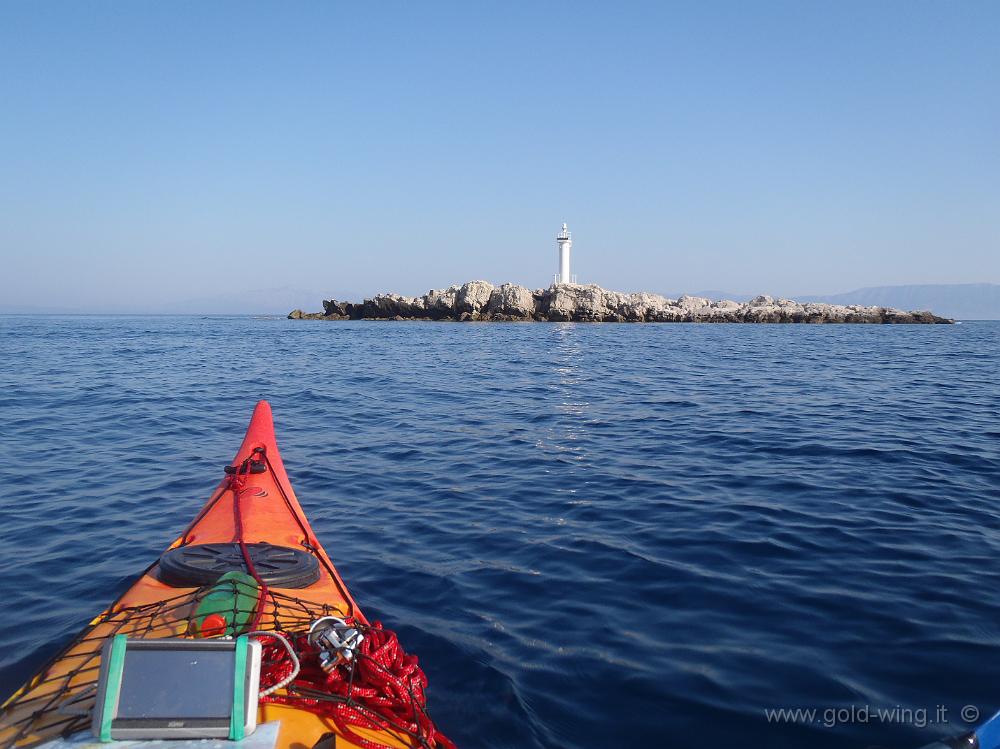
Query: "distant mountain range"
795 284 1000 320
684 284 1000 320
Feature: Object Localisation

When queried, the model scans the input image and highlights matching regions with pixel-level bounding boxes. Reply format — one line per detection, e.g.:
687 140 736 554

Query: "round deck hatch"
158 542 320 588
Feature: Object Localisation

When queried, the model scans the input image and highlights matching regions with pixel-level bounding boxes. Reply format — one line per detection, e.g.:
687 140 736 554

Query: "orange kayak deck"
0 401 433 749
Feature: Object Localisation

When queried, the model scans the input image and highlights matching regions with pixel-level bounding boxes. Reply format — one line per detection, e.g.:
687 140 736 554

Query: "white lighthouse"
555 223 575 285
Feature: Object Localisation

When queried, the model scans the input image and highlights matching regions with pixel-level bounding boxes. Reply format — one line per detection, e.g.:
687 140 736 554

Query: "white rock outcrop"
293 283 953 324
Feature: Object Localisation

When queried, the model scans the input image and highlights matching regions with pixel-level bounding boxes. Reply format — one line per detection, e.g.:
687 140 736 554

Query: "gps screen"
116 647 235 720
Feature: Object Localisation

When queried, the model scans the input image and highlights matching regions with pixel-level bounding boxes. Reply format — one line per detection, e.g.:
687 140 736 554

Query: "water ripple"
0 316 998 748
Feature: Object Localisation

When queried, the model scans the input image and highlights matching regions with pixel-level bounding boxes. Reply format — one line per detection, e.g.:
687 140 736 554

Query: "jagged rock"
319 300 352 319
290 282 953 324
424 285 460 319
712 299 741 311
322 300 352 317
677 295 712 311
362 293 425 319
287 309 327 320
287 309 328 320
486 284 537 319
455 281 495 317
531 289 550 319
648 304 685 322
548 284 608 321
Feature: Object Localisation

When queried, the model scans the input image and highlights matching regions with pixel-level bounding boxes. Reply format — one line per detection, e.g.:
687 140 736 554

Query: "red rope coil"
260 621 456 749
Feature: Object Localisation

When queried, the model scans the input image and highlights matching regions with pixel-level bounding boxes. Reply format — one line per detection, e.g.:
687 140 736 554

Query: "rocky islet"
289 281 953 324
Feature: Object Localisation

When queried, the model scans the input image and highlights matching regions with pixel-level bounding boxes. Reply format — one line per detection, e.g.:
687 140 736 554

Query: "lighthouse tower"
555 223 574 285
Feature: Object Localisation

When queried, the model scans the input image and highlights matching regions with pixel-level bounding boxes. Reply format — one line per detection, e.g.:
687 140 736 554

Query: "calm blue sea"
1 316 999 749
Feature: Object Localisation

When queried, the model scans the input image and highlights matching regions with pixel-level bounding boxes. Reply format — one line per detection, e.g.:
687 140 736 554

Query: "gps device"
91 635 261 742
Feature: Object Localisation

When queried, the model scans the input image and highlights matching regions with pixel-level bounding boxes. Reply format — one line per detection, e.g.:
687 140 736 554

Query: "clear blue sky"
1 1 997 312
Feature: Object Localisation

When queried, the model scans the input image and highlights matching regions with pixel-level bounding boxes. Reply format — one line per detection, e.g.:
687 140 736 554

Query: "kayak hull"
0 402 414 749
